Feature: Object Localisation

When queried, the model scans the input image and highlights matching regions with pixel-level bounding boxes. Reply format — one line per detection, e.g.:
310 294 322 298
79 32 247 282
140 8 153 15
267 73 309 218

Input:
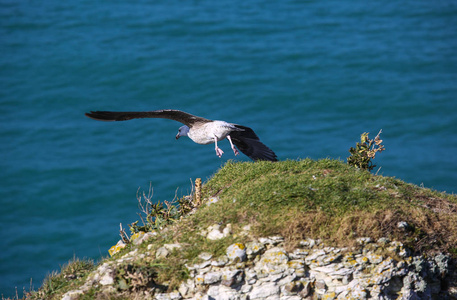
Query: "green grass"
24 159 457 298
194 159 457 252
24 257 94 300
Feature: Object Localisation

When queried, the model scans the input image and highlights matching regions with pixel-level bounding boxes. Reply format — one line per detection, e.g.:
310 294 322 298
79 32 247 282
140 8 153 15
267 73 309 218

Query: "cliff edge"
28 159 457 299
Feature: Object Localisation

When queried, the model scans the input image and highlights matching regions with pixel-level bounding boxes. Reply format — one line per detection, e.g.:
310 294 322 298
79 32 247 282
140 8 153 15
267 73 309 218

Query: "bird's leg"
214 136 224 157
226 135 239 156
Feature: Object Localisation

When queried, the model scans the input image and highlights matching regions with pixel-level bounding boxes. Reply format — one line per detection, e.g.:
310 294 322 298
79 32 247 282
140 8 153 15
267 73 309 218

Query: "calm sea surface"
1 0 456 297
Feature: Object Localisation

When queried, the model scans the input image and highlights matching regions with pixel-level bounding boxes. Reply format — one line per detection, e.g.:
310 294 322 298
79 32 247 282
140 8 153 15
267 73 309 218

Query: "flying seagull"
85 109 277 162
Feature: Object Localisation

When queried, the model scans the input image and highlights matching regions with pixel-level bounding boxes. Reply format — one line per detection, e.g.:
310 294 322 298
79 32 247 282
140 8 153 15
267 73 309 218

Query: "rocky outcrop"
62 223 456 300
172 234 454 299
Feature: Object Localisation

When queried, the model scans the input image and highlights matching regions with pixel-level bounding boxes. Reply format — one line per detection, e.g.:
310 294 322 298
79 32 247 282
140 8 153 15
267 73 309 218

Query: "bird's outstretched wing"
85 109 211 127
230 125 277 162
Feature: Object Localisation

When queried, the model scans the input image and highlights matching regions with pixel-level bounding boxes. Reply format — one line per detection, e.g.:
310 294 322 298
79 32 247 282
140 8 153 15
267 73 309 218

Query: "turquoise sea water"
1 0 456 297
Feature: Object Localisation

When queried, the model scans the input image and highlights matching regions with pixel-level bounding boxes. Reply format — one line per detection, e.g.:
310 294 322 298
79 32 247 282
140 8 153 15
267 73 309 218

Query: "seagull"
85 109 277 162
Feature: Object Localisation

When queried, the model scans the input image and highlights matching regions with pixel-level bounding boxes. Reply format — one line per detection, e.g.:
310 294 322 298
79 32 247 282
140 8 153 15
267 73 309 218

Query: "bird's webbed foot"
215 147 224 158
226 135 239 156
232 147 239 156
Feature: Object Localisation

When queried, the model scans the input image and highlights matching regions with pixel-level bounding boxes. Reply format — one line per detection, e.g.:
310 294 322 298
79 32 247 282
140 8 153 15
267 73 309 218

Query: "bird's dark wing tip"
252 150 278 162
85 111 117 121
230 127 277 162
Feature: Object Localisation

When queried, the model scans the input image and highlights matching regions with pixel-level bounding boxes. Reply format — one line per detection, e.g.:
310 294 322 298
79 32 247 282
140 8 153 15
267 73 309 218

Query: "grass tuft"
24 257 94 300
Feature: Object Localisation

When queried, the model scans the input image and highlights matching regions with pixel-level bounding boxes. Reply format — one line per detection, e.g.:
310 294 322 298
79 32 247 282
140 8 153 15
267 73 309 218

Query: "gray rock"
245 241 265 260
304 249 326 264
178 279 195 298
249 282 280 299
356 237 372 245
204 272 222 284
62 290 84 300
260 247 289 265
240 284 252 294
206 224 232 240
195 260 212 270
211 255 229 267
155 247 170 259
199 252 213 261
164 243 182 251
299 238 316 248
226 243 247 262
315 279 326 291
206 225 224 240
299 280 313 298
284 281 303 295
245 268 257 284
259 236 284 246
134 231 158 245
221 269 244 287
97 263 115 286
70 234 455 300
278 274 296 286
259 272 285 283
289 249 309 260
434 253 449 275
154 292 182 300
207 285 240 300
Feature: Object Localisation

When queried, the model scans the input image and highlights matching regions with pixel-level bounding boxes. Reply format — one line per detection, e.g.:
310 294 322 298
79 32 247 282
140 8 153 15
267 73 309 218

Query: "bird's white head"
176 125 190 140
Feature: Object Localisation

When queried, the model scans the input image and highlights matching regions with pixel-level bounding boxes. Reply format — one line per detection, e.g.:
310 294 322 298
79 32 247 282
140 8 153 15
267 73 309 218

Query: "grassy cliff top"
195 159 457 254
27 159 457 299
140 158 457 288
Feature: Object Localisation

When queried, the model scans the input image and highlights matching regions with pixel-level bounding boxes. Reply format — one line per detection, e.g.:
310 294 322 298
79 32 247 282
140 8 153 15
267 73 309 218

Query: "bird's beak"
175 133 180 140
